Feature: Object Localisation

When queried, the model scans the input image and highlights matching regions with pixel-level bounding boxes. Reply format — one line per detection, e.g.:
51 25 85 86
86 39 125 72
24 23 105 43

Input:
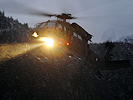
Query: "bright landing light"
32 32 39 38
41 37 54 47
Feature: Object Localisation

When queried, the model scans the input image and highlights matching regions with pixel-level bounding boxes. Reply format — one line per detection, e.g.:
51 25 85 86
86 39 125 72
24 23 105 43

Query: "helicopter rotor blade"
51 0 120 21
55 0 118 16
79 14 133 28
0 0 119 20
1 0 132 28
0 0 56 18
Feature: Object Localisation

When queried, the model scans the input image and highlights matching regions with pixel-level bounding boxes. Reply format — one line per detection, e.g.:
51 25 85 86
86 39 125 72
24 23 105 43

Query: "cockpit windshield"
38 21 63 30
39 23 47 28
46 22 56 28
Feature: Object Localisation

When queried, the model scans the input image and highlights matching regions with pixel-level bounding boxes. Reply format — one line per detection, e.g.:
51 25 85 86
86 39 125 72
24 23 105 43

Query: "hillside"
90 42 133 67
0 11 29 43
0 43 133 100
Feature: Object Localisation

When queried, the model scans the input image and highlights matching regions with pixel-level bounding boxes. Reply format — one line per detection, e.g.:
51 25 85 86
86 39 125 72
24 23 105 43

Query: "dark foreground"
0 49 133 100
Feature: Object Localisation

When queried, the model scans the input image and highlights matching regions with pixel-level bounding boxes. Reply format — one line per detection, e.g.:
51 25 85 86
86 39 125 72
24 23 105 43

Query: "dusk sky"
0 0 133 43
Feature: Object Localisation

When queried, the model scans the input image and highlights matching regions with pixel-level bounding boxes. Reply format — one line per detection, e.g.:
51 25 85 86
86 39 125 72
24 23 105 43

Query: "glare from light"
32 32 39 38
41 37 54 47
0 43 30 62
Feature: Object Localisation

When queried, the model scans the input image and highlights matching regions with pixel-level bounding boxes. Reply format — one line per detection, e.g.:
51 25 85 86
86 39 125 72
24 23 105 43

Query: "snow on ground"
0 47 133 100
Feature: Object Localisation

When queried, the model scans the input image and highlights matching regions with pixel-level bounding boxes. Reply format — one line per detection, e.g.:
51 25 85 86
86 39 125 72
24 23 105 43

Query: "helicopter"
28 13 92 59
28 12 130 71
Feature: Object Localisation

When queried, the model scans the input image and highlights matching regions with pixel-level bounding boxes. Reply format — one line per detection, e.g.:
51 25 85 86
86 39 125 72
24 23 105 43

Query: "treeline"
0 11 29 43
90 42 133 67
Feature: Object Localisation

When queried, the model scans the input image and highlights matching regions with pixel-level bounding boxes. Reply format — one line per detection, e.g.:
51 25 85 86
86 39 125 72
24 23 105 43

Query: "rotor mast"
56 13 76 22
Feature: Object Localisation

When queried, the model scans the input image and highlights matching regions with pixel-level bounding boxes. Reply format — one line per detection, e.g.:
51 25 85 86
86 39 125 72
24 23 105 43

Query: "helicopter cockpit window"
73 32 77 37
39 23 47 28
78 35 82 40
64 27 67 33
46 22 55 28
56 24 62 30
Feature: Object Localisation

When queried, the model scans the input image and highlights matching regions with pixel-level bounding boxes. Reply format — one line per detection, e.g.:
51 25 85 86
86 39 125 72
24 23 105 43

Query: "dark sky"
0 0 133 43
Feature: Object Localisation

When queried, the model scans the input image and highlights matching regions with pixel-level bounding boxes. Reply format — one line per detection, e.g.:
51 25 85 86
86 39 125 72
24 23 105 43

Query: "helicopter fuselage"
29 20 92 58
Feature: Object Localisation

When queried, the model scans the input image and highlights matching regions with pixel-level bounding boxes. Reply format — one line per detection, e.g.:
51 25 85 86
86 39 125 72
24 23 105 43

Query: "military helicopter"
28 12 130 71
28 13 92 59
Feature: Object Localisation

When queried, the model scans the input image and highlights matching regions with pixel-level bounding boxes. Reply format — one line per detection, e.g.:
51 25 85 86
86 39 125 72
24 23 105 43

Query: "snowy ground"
0 44 133 100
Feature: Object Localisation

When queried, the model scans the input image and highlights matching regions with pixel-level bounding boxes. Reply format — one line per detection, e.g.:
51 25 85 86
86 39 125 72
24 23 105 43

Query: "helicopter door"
70 32 83 57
